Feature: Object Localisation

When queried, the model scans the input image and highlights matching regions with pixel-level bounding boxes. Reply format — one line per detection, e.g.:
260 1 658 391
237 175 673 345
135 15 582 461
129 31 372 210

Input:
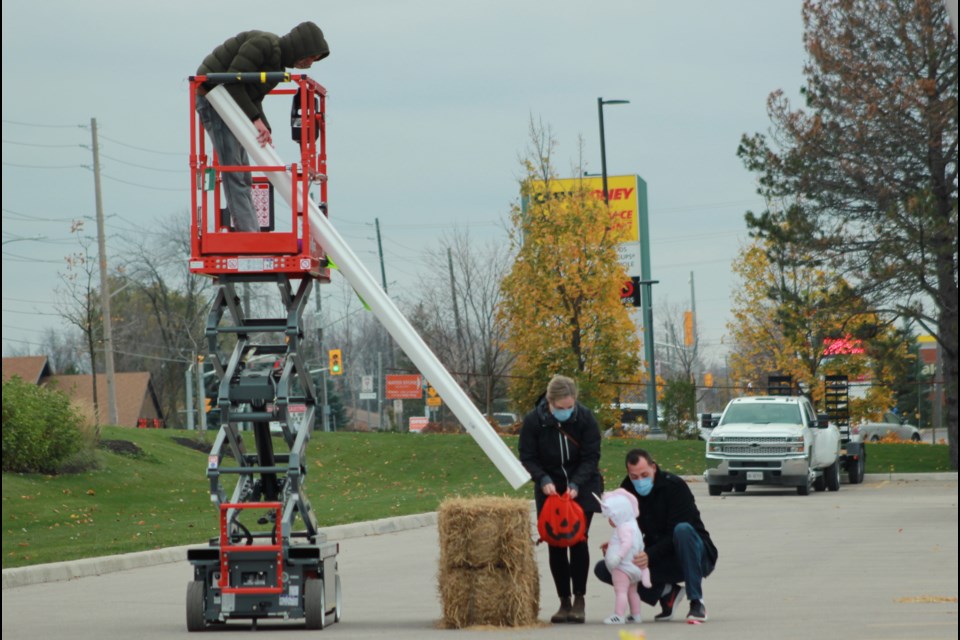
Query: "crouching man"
594 449 718 623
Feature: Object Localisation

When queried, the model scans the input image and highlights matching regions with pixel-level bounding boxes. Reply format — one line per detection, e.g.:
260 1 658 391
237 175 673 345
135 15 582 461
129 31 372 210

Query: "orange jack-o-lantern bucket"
537 493 586 547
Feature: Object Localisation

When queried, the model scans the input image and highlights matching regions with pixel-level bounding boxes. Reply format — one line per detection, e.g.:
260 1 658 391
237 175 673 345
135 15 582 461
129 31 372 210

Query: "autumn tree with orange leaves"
499 124 641 427
728 236 909 421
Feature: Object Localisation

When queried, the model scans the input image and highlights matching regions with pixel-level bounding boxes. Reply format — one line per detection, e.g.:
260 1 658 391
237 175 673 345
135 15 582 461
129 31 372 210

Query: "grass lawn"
2 428 952 568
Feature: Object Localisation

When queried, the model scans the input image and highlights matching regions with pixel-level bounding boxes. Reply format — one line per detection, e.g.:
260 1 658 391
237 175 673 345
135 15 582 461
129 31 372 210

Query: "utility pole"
185 365 196 430
196 355 207 431
690 270 699 415
314 287 330 431
375 218 388 294
448 248 465 352
91 118 119 426
375 217 395 373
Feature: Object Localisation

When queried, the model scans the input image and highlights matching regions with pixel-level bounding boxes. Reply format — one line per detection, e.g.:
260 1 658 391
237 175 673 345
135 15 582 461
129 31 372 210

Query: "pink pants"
612 569 643 617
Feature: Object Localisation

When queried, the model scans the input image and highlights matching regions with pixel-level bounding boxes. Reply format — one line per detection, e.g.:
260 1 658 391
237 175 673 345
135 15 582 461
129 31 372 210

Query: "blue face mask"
551 407 574 422
632 477 654 496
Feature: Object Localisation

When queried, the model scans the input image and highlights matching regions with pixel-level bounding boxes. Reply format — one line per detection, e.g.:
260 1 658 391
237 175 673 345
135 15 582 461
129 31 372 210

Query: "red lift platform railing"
188 72 330 279
217 501 284 596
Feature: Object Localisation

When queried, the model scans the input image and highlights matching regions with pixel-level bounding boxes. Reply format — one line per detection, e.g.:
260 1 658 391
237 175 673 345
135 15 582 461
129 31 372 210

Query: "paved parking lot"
3 476 957 640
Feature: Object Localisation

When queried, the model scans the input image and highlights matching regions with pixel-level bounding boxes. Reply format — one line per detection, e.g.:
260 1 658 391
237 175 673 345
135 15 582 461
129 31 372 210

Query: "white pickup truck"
704 395 842 496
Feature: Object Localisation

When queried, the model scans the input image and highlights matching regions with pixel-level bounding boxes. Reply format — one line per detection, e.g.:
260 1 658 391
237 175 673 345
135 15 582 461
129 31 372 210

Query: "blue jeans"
195 95 259 232
594 522 714 603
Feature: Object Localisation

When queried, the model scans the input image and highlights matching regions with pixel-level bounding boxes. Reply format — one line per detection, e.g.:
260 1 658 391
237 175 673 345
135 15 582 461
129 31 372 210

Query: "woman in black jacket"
519 375 603 624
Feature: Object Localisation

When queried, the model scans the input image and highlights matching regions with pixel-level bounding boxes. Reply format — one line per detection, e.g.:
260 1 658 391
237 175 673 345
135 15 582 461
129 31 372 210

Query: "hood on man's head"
280 21 330 66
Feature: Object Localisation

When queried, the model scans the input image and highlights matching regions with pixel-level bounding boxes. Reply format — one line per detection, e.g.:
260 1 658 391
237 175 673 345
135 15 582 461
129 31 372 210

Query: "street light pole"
597 97 629 204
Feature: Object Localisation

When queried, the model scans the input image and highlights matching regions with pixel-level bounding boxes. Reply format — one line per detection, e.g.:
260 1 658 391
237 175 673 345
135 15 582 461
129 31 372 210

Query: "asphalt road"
3 477 957 640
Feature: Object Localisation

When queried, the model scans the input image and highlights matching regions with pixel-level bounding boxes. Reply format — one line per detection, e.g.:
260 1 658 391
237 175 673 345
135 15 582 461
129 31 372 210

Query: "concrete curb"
4 474 956 590
2 511 438 591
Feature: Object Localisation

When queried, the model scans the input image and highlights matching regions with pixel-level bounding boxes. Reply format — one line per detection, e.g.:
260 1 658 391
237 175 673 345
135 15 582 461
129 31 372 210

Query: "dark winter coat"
197 21 329 129
519 397 603 515
619 467 718 568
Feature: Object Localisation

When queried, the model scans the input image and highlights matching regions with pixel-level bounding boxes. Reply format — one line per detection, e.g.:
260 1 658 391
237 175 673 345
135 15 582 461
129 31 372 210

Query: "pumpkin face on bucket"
537 494 586 547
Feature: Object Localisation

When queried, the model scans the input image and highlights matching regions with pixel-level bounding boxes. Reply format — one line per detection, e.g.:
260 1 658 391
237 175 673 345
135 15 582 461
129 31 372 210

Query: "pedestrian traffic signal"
329 348 343 376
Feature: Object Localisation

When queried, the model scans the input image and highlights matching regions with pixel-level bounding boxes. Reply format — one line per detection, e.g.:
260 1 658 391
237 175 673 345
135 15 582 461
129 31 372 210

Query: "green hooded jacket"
197 21 329 130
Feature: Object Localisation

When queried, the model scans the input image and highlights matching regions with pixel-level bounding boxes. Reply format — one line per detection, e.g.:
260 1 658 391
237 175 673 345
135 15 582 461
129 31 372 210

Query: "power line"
99 153 185 173
2 118 84 129
1 252 65 264
2 139 84 149
97 172 188 192
3 308 62 317
97 133 181 156
1 208 82 223
2 162 85 170
1 323 59 335
2 297 58 306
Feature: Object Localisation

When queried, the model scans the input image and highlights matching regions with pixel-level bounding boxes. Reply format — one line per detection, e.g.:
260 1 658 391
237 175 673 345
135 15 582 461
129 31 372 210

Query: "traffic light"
329 348 343 376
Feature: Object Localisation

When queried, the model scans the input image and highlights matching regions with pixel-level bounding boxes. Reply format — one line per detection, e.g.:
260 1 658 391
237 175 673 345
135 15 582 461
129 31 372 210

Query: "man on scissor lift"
196 21 329 232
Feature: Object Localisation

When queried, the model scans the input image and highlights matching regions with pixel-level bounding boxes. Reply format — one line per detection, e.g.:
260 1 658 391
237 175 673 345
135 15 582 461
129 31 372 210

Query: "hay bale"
437 496 540 628
437 496 533 571
439 563 539 628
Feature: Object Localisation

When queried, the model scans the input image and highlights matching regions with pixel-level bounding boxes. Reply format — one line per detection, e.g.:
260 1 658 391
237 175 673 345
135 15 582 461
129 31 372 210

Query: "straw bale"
437 496 533 571
438 563 540 628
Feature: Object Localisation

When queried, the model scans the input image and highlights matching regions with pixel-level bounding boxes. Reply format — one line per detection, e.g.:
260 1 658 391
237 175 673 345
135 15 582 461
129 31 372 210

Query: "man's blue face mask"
551 407 574 422
632 477 654 496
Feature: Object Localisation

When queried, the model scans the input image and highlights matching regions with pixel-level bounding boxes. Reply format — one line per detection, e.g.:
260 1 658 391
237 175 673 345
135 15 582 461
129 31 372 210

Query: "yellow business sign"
530 175 640 242
529 175 642 276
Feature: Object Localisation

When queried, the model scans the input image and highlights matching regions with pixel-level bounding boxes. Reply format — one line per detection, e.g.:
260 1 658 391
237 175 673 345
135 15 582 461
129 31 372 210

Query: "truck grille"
713 436 795 456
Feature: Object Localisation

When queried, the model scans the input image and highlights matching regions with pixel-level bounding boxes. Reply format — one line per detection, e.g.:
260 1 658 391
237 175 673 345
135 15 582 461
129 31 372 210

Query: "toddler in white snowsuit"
597 489 652 624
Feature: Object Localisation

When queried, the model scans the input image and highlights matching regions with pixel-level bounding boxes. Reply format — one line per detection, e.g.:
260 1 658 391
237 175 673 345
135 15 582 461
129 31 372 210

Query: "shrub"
660 378 698 440
2 376 89 473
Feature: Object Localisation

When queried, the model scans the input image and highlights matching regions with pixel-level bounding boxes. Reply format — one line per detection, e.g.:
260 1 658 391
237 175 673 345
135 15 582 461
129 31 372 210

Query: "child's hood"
597 488 639 526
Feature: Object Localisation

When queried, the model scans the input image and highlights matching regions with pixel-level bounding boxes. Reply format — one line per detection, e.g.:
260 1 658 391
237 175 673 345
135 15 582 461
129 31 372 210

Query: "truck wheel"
825 459 841 491
305 578 326 630
796 481 811 496
708 484 722 496
734 484 746 493
186 581 207 632
813 474 826 492
847 454 865 484
911 433 921 442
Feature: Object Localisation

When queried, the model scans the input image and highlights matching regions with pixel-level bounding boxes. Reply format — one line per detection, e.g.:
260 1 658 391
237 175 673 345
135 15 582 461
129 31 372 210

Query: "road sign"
361 375 374 393
409 416 429 432
385 374 423 399
359 392 377 400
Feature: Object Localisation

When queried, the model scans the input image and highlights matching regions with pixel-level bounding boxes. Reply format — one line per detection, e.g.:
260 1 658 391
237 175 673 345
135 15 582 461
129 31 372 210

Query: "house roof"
45 371 164 427
2 356 53 385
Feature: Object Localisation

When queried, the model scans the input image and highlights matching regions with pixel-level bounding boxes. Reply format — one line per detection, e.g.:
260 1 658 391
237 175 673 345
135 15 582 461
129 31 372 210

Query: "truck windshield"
721 403 802 425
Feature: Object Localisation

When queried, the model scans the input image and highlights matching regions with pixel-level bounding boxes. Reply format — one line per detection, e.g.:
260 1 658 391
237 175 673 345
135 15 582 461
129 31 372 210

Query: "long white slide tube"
206 87 530 489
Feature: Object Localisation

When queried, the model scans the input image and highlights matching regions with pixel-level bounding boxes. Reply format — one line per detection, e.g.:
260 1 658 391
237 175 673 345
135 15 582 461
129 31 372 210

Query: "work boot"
550 597 572 623
568 595 586 624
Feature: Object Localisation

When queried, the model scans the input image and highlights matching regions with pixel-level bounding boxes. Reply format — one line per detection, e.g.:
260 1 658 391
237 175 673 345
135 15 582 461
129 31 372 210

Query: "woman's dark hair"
625 448 656 468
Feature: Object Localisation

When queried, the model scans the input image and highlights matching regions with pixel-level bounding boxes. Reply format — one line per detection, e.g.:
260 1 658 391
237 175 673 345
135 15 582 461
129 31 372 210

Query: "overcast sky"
2 0 806 370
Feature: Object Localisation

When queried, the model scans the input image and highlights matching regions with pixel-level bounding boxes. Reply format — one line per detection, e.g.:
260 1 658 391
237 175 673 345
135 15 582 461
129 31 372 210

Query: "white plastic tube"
206 87 530 489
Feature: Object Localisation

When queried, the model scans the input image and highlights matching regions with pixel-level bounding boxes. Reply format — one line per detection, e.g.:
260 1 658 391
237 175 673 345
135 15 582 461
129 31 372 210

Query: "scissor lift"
185 72 340 631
